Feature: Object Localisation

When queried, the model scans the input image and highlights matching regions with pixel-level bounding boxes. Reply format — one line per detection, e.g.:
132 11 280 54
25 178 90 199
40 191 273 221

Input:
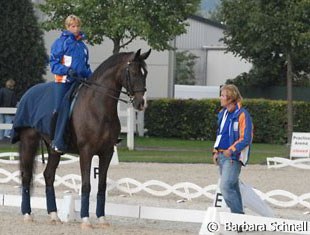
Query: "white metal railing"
0 105 144 150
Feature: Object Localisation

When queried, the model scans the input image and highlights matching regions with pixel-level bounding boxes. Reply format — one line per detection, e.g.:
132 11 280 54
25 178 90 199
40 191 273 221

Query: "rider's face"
67 23 80 36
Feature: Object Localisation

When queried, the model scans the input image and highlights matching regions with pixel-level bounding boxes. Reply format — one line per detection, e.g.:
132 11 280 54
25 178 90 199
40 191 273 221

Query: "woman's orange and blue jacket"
215 102 253 165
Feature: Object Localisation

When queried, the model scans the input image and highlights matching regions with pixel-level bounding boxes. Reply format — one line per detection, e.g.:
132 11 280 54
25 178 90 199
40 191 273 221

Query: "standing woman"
50 15 92 152
0 79 18 140
212 84 253 214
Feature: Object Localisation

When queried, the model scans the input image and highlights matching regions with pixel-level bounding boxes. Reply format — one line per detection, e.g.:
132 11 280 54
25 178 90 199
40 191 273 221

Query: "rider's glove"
67 68 78 78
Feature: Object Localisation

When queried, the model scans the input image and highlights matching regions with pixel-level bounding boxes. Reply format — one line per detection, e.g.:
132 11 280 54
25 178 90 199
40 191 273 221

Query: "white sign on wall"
290 132 310 159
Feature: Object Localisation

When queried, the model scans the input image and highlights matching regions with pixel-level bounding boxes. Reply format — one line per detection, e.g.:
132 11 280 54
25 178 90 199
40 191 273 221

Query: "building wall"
176 18 224 49
175 16 252 87
205 49 252 86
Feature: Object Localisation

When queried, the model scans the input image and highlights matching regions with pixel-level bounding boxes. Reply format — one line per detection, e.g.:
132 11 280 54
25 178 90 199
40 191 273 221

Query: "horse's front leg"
79 150 93 229
43 150 61 223
96 147 114 228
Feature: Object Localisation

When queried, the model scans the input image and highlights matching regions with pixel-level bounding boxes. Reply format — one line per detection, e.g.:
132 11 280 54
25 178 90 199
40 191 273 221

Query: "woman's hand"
212 153 219 165
223 149 232 157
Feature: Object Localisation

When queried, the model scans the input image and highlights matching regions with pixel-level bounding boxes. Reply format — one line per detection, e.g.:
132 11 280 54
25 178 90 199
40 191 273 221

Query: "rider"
50 15 92 153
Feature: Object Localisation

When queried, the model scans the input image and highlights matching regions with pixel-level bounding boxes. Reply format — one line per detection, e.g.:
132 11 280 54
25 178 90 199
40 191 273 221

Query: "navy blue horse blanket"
12 82 73 146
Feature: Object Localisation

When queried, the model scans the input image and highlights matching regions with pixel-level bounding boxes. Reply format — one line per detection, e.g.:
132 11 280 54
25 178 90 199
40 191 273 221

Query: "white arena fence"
0 105 145 150
267 157 310 169
2 153 310 232
267 132 310 169
1 153 310 209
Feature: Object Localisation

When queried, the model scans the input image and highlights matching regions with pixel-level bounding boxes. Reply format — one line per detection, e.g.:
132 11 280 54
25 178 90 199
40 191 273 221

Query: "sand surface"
1 160 310 235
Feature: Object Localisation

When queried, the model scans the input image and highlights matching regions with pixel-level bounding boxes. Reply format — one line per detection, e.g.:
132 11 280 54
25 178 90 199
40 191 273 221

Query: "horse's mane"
91 52 133 80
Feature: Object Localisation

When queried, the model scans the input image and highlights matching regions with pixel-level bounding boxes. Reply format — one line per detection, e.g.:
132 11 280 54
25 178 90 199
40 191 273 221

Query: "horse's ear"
140 49 151 60
134 49 141 61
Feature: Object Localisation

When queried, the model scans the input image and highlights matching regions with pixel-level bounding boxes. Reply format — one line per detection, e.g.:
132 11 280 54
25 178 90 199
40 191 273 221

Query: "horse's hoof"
50 219 63 225
49 212 62 224
23 213 34 223
98 216 110 228
81 222 93 229
81 217 93 229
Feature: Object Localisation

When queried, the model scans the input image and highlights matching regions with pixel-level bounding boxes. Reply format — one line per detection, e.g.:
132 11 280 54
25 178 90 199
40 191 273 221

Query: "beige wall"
205 49 252 86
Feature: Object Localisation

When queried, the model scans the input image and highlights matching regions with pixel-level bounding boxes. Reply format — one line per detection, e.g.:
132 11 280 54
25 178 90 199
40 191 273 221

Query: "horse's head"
123 49 151 111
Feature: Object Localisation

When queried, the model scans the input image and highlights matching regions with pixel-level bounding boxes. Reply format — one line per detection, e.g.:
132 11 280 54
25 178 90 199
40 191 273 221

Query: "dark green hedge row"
144 99 310 144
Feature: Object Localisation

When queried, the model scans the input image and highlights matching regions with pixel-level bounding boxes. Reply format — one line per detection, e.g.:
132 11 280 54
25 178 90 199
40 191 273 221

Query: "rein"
76 63 146 104
78 78 132 104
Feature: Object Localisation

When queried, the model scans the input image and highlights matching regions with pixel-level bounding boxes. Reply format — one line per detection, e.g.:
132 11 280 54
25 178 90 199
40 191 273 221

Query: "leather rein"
77 62 147 104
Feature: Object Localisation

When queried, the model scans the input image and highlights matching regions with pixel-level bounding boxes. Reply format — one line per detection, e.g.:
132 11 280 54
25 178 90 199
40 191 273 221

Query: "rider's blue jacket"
50 30 92 83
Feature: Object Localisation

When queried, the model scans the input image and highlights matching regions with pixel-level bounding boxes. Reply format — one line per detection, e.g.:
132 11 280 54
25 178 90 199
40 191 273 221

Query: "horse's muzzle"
133 98 145 111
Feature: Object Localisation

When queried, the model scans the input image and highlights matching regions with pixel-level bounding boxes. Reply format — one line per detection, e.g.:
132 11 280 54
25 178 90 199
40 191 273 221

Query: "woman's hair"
6 79 15 89
64 15 81 29
220 84 243 103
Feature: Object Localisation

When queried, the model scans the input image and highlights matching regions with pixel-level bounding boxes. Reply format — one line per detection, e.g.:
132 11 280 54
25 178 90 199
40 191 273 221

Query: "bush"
145 98 310 144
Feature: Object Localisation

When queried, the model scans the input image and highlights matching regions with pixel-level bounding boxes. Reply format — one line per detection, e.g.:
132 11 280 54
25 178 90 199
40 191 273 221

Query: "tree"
221 0 310 144
38 0 200 54
0 0 47 98
175 51 198 85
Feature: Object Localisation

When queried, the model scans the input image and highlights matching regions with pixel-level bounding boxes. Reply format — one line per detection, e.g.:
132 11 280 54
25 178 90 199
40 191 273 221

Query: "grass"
117 136 289 164
0 137 289 164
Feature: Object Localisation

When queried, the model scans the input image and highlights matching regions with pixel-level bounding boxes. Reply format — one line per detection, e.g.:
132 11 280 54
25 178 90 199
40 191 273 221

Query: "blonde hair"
64 15 81 29
220 84 243 103
5 79 16 89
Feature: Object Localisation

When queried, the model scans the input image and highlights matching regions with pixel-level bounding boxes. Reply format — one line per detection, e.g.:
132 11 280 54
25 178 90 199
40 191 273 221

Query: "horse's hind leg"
43 143 61 223
19 128 40 221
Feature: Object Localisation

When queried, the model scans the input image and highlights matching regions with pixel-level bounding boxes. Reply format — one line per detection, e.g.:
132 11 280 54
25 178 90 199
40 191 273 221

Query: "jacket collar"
219 102 243 118
61 30 86 40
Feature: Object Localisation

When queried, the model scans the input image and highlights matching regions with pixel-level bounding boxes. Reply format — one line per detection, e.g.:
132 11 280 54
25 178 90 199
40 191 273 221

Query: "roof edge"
189 15 226 29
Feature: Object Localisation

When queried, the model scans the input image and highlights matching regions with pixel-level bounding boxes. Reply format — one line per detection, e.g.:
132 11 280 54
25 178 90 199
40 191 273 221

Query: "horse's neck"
87 75 122 113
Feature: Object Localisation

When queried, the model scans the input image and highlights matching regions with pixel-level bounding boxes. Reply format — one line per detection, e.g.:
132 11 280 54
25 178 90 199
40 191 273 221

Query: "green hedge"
144 99 310 144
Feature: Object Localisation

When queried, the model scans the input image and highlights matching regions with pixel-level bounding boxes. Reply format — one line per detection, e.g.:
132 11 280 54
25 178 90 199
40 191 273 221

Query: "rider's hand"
67 68 78 78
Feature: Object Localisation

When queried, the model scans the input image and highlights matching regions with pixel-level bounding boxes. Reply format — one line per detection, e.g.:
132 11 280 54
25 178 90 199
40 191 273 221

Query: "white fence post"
136 111 145 137
0 107 17 130
127 107 135 150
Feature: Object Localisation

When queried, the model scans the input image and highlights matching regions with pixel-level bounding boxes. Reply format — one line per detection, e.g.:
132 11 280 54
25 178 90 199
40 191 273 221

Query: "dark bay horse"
15 49 151 228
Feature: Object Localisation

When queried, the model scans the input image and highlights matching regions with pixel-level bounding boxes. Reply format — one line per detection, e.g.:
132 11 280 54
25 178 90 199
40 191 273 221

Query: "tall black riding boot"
50 112 58 140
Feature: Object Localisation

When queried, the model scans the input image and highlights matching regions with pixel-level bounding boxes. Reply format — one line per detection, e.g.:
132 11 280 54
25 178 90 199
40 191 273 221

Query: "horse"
13 49 151 228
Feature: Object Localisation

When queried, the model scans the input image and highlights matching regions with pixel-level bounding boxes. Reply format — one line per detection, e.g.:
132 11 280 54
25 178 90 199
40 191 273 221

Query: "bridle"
78 61 147 104
125 61 147 97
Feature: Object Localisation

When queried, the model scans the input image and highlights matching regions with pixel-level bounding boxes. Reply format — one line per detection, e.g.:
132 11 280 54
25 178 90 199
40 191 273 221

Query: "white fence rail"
1 154 310 209
0 105 144 150
1 168 310 209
